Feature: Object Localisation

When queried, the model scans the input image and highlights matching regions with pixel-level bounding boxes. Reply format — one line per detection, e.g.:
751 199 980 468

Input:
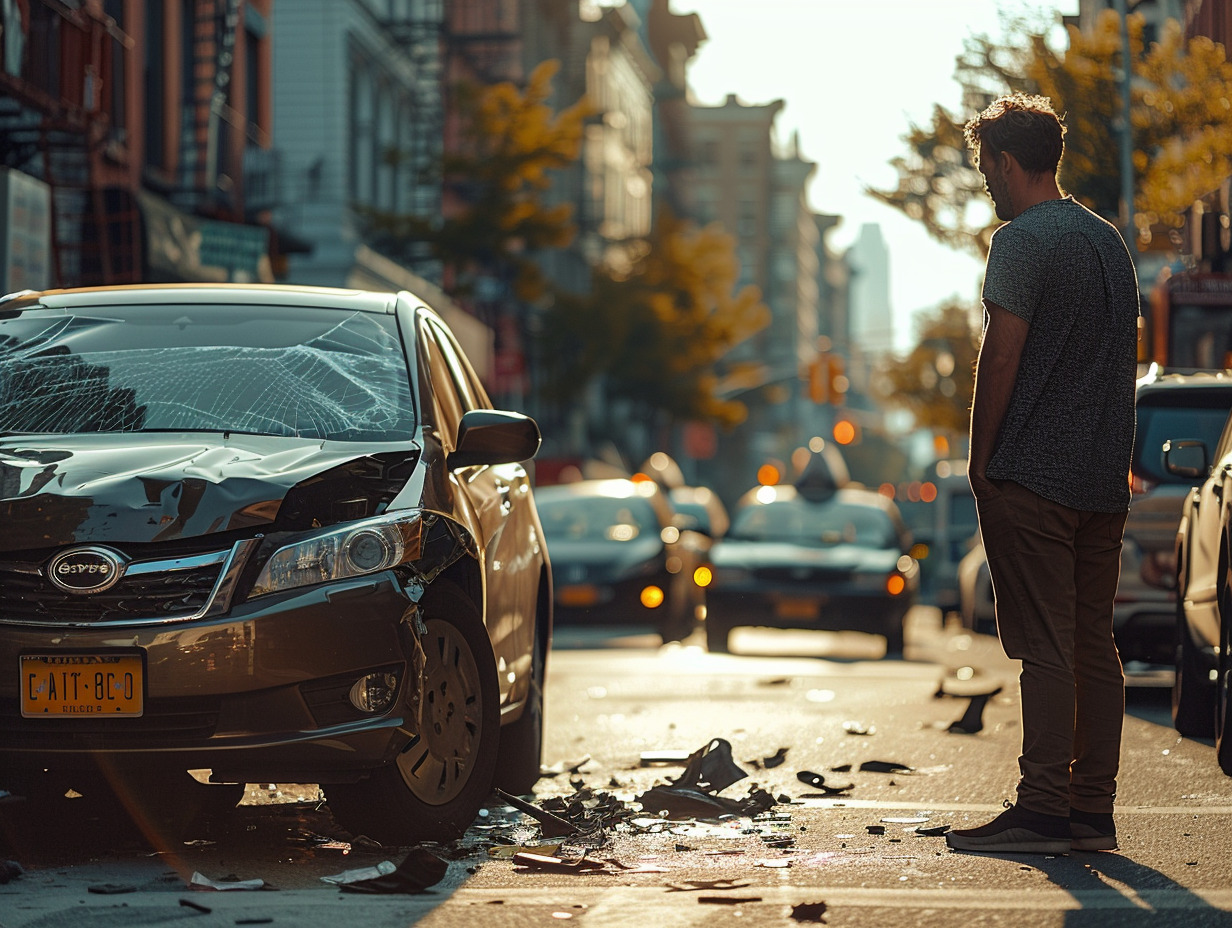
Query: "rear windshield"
729 499 898 549
536 494 659 543
1134 389 1232 485
0 304 416 441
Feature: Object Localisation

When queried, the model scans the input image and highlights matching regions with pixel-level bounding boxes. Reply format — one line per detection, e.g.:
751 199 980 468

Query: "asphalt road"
2 608 1230 928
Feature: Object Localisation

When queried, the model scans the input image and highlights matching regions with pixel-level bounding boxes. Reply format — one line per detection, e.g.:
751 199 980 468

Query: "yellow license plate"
774 597 819 619
21 653 144 718
558 584 599 607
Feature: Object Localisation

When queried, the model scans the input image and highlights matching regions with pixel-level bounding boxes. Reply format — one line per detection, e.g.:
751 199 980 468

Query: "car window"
730 500 897 549
417 318 466 443
0 305 415 441
536 495 659 542
1134 392 1232 485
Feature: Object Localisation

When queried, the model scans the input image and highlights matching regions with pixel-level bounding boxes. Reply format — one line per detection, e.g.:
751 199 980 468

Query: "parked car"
957 538 996 636
0 283 551 843
703 459 918 655
959 368 1232 671
1170 404 1232 773
1121 368 1232 668
893 460 978 619
535 477 701 642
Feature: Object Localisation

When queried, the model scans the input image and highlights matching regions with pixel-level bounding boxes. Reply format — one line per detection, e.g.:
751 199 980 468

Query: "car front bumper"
0 576 423 783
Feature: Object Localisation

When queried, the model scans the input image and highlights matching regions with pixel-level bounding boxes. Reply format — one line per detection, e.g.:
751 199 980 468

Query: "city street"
2 607 1230 928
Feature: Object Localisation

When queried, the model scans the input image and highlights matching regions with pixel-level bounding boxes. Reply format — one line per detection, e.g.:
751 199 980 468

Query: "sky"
682 0 1077 352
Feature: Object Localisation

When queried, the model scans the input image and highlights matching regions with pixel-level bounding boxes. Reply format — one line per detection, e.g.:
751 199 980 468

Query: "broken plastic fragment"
916 824 951 836
494 787 580 838
673 738 748 793
790 901 829 922
320 861 397 885
796 770 854 794
761 747 789 768
189 872 265 891
859 760 913 774
948 689 1002 734
640 749 693 766
512 852 604 872
338 846 449 894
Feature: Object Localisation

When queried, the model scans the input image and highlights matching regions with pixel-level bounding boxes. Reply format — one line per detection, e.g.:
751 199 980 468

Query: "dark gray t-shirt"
982 196 1139 513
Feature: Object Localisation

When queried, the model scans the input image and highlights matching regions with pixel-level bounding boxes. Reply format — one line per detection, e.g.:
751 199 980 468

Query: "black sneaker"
1070 808 1117 851
946 801 1070 854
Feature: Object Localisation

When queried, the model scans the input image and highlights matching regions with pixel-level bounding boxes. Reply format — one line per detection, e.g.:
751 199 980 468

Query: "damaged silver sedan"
0 284 550 844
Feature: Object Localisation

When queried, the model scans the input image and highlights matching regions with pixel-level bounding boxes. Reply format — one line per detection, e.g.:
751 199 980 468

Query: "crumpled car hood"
0 432 420 550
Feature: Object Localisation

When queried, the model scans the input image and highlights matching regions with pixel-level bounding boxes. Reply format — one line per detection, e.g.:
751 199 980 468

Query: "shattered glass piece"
842 721 875 735
672 738 748 793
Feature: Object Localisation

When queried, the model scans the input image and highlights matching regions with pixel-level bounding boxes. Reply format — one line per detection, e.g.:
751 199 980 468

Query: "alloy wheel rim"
396 618 484 805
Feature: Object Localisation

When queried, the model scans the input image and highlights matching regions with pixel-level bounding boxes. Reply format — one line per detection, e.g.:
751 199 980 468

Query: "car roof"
536 478 661 501
1136 365 1232 395
0 283 406 315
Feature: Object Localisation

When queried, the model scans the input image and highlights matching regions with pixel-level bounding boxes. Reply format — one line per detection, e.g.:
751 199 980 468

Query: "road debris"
947 688 1003 734
494 788 581 838
178 898 212 914
189 872 267 891
795 771 854 794
338 846 449 894
790 900 829 922
858 760 914 774
320 860 397 885
842 721 875 735
512 851 605 872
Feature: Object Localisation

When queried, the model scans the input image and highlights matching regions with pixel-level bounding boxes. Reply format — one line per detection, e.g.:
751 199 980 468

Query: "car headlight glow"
251 512 421 597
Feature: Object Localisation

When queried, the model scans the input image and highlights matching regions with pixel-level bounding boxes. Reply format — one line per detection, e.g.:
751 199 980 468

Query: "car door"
418 316 533 704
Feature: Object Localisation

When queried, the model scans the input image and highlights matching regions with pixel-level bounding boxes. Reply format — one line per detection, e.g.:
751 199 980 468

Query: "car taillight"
886 574 907 596
1129 471 1156 496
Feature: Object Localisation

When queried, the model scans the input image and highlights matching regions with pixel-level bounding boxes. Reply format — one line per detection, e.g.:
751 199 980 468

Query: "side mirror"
1163 439 1207 480
449 409 541 469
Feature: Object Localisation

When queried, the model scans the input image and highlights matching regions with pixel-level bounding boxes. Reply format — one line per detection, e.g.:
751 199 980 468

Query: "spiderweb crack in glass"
0 314 413 441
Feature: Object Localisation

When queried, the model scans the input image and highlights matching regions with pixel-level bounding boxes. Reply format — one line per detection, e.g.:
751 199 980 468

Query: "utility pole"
1114 0 1136 252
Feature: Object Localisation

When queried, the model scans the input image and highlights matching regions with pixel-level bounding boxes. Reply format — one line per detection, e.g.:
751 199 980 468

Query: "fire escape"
0 1 137 288
179 0 242 217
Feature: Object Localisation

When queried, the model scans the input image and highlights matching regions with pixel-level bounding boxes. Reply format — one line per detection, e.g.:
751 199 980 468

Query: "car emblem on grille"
47 547 127 595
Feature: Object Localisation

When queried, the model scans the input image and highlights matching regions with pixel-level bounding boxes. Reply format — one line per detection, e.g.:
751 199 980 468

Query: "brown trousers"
976 479 1127 816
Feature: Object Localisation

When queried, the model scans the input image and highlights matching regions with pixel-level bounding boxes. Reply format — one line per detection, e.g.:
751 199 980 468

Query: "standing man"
946 93 1140 855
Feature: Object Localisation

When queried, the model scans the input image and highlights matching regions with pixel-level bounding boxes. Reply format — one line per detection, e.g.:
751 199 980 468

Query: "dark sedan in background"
536 477 701 642
0 284 549 846
703 475 918 655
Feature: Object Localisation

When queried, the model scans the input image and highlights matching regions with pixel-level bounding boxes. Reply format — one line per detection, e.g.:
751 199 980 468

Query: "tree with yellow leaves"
869 11 1232 257
538 209 770 428
358 60 592 300
873 301 980 439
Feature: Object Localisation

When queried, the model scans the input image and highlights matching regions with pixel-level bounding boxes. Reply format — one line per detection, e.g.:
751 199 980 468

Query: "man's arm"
969 301 1029 497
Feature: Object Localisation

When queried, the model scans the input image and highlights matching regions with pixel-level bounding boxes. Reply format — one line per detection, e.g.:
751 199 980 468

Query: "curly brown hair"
963 93 1066 177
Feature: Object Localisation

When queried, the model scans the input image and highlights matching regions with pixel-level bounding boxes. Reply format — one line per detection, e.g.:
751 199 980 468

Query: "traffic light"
828 354 847 405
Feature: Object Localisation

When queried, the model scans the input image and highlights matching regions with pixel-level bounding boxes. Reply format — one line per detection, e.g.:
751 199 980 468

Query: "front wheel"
326 581 499 843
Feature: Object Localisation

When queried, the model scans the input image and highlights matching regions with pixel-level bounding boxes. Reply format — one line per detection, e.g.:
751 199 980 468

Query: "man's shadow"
1030 852 1229 927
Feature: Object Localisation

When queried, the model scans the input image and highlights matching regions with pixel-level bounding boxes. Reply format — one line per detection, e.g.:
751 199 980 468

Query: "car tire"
492 612 547 795
1172 596 1215 738
1217 601 1232 776
326 580 500 843
882 614 905 657
705 615 730 653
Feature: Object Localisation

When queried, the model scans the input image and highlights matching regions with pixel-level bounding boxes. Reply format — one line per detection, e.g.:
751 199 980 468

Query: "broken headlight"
251 511 423 597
